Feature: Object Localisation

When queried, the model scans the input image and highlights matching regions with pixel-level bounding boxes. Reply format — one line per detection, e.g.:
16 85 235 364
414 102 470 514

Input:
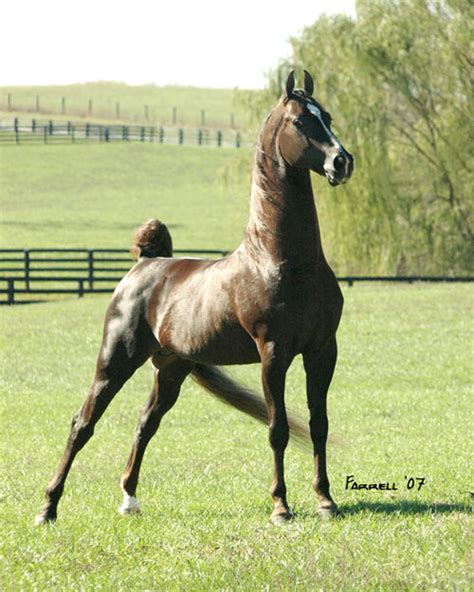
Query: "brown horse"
35 70 353 526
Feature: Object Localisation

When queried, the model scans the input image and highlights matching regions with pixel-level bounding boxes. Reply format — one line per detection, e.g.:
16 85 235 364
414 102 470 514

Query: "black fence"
0 118 247 148
1 248 472 305
0 248 229 304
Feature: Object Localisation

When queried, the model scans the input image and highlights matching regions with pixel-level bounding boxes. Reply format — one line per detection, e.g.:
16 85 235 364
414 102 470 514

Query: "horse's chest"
278 282 339 329
239 270 343 342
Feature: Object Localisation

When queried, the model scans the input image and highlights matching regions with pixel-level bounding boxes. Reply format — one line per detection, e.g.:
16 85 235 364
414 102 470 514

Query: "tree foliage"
248 0 474 274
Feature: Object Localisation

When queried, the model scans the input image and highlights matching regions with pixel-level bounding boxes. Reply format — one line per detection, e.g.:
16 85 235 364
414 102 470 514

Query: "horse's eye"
293 119 303 129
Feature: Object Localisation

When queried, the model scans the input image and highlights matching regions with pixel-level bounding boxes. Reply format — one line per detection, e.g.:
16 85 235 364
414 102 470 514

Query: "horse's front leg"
258 339 292 524
303 336 339 517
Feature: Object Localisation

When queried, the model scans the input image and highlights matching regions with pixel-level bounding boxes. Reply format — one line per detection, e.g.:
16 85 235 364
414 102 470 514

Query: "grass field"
0 83 251 129
0 284 472 590
1 140 472 589
0 143 252 251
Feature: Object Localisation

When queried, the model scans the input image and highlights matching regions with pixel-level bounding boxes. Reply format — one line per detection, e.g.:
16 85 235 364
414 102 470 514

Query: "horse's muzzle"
325 150 353 186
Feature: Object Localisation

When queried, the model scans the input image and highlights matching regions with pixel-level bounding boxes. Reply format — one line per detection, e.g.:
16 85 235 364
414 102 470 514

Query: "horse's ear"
285 71 295 99
304 70 314 96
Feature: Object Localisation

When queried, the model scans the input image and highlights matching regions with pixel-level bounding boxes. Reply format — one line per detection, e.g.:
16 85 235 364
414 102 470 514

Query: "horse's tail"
131 218 173 259
191 363 311 448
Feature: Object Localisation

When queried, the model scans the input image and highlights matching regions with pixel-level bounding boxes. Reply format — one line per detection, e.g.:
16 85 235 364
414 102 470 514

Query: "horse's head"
275 70 353 186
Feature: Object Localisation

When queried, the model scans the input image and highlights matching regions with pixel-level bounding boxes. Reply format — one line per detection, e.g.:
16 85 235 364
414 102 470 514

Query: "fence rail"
0 248 229 304
0 118 247 148
2 93 241 128
0 248 472 305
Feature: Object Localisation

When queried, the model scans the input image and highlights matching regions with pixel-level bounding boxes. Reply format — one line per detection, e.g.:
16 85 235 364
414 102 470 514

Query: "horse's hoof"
119 494 141 515
34 511 56 526
317 503 341 519
270 508 294 525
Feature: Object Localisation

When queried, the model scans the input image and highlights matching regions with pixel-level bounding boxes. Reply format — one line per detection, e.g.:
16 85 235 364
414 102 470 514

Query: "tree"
356 0 473 274
245 0 473 274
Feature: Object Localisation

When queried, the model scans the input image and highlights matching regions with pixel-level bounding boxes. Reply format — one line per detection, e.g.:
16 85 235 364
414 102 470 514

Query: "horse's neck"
244 151 324 267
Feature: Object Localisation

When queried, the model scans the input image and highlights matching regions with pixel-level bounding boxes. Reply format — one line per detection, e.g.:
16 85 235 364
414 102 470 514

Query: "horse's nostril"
334 155 346 173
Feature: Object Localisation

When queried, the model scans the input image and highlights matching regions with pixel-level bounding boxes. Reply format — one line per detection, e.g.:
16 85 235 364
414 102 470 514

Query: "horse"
35 70 353 526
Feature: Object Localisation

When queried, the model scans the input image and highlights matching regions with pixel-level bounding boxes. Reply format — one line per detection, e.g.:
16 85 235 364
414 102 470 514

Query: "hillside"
0 82 254 129
0 142 253 251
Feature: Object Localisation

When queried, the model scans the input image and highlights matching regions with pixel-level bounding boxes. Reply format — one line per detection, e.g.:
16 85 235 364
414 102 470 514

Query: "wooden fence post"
7 279 15 305
88 99 93 115
87 250 94 290
71 125 75 143
217 130 222 147
178 129 184 144
43 126 48 143
14 117 19 144
140 126 145 142
32 119 36 133
85 123 90 138
236 132 241 148
49 120 53 136
78 279 84 298
198 129 203 145
159 127 164 143
24 249 30 290
149 127 155 142
61 96 66 114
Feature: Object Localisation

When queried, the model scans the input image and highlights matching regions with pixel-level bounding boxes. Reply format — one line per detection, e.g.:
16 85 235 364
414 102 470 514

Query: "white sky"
1 0 356 89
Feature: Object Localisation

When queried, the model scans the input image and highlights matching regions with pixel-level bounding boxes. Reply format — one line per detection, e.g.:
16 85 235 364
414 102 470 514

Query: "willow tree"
247 0 473 274
355 0 473 274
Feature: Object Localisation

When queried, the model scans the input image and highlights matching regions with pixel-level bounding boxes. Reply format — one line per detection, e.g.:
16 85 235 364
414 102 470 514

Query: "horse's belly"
157 305 260 365
180 324 260 365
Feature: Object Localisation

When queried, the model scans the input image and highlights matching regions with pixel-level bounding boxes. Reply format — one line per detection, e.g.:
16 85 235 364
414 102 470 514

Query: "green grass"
0 143 252 251
0 140 472 588
0 83 250 129
0 284 472 590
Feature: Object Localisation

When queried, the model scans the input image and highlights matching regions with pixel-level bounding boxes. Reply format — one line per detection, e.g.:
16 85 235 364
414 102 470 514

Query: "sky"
1 0 356 89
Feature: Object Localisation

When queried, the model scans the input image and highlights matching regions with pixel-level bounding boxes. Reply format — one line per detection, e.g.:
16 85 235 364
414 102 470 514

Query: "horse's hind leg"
119 355 193 515
35 330 155 525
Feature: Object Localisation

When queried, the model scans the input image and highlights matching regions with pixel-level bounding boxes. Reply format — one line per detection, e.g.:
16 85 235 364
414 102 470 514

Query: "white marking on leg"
119 491 141 515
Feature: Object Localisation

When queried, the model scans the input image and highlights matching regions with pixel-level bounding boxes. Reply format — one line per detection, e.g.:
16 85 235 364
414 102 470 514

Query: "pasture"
1 285 472 589
0 141 472 589
0 143 251 251
1 83 249 128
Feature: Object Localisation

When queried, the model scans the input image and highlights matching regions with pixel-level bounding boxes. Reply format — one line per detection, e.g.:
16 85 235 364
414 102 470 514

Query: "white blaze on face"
306 102 342 151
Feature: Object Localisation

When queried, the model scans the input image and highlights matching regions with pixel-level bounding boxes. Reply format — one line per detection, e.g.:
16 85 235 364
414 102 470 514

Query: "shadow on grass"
339 499 471 516
175 500 472 523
